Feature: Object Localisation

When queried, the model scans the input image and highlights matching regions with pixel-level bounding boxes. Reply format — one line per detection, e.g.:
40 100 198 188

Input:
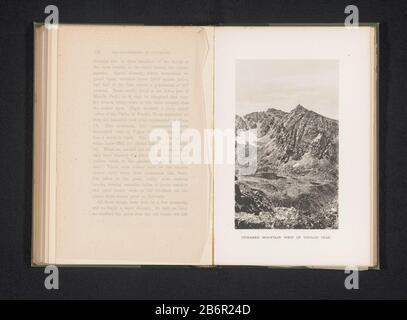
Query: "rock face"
235 177 275 214
267 105 337 165
235 115 248 133
236 105 338 178
235 105 339 229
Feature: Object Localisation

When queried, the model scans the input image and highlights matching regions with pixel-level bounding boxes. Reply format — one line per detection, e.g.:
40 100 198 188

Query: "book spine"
32 24 58 265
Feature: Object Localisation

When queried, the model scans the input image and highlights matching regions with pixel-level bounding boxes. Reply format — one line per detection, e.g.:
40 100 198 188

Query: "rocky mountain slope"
235 105 339 229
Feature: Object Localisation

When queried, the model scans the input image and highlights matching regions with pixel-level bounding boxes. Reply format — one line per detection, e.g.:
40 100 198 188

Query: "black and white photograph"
235 60 339 229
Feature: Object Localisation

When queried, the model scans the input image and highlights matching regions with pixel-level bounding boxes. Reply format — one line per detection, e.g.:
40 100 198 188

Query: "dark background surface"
0 0 406 300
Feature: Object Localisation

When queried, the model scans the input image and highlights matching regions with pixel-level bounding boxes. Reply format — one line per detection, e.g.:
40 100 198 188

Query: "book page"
54 25 214 265
214 26 376 267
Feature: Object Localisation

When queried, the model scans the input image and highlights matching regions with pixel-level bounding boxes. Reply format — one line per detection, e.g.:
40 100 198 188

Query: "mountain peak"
293 104 307 112
267 107 284 113
236 105 339 169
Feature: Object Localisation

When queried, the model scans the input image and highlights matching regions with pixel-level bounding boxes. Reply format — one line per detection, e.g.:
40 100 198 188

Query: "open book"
32 24 378 268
